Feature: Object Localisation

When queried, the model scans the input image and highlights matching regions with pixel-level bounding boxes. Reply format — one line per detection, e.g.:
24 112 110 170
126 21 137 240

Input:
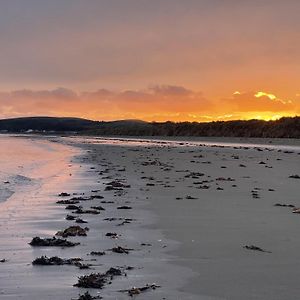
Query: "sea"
0 134 83 225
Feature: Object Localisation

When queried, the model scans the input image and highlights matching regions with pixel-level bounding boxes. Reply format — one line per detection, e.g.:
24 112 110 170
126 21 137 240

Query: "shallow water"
0 135 87 299
0 135 76 203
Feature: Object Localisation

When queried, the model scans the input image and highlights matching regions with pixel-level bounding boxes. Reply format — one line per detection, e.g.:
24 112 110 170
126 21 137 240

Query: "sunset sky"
0 0 299 122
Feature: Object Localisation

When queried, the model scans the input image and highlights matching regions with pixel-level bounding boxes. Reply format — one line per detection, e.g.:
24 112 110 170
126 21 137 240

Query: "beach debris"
74 291 102 300
29 237 80 247
58 192 71 197
66 204 82 210
141 243 152 246
110 246 133 254
76 218 88 223
117 205 132 210
141 176 155 180
32 256 82 266
274 203 295 208
292 208 300 214
105 185 121 191
103 217 135 225
105 232 119 239
216 177 235 181
104 217 119 221
117 219 133 226
90 206 105 211
186 195 197 200
163 184 174 188
141 160 163 167
198 185 210 189
185 172 205 179
74 267 123 288
106 267 123 276
56 199 80 205
56 226 89 238
90 195 104 199
243 245 271 253
75 208 100 215
289 174 300 179
70 196 93 201
74 273 107 289
105 180 131 191
77 263 92 269
66 214 76 220
251 190 260 199
90 251 106 256
120 284 161 297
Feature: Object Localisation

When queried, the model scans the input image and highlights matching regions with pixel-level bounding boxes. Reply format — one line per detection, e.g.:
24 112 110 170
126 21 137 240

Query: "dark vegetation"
0 116 299 138
0 117 96 132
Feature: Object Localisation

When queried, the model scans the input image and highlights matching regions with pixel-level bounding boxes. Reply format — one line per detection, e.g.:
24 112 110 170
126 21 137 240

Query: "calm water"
0 135 79 203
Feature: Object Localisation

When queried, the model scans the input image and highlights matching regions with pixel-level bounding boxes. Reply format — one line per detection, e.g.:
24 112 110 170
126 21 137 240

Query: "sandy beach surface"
0 135 300 300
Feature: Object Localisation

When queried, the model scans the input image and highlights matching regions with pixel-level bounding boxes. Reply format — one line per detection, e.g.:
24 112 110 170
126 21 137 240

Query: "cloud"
0 0 300 97
0 85 212 121
149 85 192 96
0 86 299 121
222 91 296 112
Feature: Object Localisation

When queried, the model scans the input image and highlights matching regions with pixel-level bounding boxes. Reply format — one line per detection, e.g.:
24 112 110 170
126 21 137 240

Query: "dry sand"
0 135 300 299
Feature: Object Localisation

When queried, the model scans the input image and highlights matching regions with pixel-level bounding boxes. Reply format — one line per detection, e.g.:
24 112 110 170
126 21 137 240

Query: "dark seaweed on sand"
29 237 80 247
74 268 122 288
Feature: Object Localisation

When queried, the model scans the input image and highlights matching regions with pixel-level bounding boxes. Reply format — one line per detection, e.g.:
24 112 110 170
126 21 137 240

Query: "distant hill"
0 116 299 138
86 117 300 138
0 117 98 132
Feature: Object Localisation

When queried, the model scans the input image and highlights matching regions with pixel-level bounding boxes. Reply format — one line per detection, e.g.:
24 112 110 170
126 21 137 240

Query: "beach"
0 134 300 300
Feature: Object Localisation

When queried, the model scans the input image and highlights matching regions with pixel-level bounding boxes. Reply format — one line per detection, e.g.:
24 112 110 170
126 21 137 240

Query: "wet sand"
1 135 300 299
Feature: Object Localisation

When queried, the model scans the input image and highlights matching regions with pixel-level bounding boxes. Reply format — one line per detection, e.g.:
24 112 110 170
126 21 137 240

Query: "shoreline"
0 135 197 300
1 135 300 299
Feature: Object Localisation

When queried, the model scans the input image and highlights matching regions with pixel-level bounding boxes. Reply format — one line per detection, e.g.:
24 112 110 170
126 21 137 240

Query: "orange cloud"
222 91 295 112
0 86 299 122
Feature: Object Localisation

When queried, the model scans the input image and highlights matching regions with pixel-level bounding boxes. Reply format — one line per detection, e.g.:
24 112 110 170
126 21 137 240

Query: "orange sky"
0 1 299 122
0 86 299 122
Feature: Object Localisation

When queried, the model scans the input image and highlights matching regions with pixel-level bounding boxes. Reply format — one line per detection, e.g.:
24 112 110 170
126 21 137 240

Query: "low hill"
0 116 299 138
0 117 98 132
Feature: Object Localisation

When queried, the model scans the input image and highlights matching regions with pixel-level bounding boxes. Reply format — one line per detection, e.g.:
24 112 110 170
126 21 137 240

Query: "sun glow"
255 92 277 100
242 112 296 121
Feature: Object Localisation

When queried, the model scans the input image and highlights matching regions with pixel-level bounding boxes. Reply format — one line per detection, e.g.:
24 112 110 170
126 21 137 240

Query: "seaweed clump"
74 268 122 289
